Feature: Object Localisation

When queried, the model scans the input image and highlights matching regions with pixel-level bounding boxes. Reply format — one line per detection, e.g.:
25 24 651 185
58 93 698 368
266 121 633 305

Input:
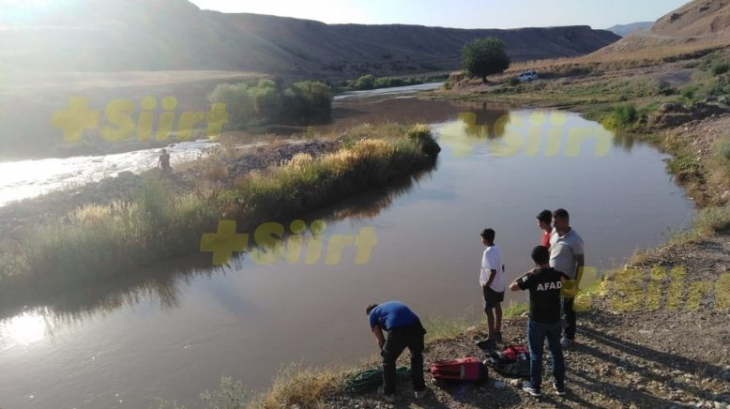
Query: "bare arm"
372 325 386 349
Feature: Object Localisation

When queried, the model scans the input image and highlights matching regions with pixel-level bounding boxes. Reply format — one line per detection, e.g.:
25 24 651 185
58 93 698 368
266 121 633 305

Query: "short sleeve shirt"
517 268 569 324
479 245 505 292
541 231 551 249
549 228 584 280
368 301 419 331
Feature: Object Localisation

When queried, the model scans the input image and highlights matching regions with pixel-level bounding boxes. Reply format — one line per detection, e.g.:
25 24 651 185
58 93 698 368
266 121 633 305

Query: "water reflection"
0 166 437 328
438 107 636 160
0 311 52 351
458 103 511 138
611 130 646 152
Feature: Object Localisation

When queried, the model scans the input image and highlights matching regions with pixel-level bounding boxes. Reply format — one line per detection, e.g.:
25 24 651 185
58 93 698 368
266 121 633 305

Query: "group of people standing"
366 208 585 401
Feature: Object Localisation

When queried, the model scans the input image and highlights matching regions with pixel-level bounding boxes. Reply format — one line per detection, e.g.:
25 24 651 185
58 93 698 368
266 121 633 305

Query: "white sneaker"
522 381 542 397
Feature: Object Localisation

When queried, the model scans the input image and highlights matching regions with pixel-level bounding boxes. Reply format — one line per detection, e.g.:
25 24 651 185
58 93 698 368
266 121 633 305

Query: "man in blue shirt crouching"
366 301 428 402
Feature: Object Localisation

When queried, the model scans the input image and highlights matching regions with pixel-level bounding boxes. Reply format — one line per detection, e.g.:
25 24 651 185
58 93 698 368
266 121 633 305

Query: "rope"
345 366 411 393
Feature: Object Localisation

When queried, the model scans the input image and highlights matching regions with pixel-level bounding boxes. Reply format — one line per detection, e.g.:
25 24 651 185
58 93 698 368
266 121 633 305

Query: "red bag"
498 345 530 362
430 357 487 383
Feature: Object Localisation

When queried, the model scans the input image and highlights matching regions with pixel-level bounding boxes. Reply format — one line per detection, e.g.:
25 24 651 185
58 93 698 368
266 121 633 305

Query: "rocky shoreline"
325 234 730 409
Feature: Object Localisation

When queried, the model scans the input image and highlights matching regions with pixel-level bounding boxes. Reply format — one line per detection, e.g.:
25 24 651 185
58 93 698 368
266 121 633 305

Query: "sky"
188 0 690 29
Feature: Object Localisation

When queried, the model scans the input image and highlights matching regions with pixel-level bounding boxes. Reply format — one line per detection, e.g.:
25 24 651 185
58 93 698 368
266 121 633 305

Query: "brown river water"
0 86 694 408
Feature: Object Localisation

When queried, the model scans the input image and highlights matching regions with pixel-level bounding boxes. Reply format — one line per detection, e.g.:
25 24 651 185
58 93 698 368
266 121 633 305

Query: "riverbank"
164 49 730 408
0 124 440 303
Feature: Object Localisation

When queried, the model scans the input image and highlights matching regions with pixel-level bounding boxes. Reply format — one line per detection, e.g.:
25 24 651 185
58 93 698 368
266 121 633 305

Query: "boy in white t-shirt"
480 228 506 344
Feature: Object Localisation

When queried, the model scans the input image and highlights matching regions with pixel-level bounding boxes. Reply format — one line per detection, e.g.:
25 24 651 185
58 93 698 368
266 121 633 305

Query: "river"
0 84 694 409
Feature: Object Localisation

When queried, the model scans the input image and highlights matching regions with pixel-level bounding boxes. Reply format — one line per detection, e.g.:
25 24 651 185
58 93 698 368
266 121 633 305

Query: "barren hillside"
0 0 619 79
591 0 730 59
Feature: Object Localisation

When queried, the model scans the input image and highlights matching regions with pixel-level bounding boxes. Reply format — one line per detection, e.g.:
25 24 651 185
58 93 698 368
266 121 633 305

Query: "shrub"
507 77 520 86
712 63 730 76
566 66 592 76
680 85 699 101
354 75 376 90
374 77 407 89
721 138 730 174
208 82 257 126
614 104 638 124
407 124 441 156
655 80 677 96
281 81 333 124
602 104 638 130
209 79 333 127
251 80 283 120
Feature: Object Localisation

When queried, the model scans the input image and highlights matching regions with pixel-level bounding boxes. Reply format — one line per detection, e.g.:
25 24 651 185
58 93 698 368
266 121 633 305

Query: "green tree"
282 81 333 124
252 79 283 120
208 82 256 127
461 38 510 83
354 75 376 90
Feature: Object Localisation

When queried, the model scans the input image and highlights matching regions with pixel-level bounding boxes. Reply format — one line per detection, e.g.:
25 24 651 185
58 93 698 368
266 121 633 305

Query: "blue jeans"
527 320 565 391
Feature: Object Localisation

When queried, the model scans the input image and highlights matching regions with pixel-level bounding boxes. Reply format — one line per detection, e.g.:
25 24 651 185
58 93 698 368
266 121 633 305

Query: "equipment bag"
484 345 531 379
430 357 488 385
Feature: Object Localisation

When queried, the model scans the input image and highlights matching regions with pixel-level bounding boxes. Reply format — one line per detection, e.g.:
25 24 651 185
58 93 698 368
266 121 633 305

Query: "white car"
517 71 538 82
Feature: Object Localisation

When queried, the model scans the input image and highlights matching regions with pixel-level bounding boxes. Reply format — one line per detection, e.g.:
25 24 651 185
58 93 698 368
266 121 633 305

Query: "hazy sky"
188 0 689 29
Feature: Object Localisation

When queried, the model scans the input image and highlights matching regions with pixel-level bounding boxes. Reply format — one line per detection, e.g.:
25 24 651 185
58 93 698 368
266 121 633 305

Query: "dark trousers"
561 297 576 339
381 322 426 394
527 320 565 390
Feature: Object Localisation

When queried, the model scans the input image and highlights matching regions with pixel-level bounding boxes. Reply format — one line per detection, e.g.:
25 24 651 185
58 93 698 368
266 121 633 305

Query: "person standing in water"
158 149 172 172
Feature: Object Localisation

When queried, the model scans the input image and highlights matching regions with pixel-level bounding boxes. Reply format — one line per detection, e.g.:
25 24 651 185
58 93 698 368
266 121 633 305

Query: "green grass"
719 135 730 174
667 153 703 181
712 63 730 76
601 104 639 130
155 364 340 409
0 126 440 296
503 301 529 318
423 314 475 343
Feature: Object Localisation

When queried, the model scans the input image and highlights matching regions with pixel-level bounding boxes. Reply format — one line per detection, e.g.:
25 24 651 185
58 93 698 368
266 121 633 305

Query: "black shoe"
553 381 566 396
476 339 498 351
522 381 542 397
494 331 503 343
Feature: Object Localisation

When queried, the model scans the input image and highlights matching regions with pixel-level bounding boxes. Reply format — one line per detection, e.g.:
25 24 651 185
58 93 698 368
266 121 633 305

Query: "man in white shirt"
549 209 585 348
480 228 506 344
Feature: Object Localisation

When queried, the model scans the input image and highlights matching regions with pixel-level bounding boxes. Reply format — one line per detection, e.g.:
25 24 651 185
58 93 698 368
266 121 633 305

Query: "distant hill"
606 22 654 37
0 0 619 80
589 0 730 60
651 0 730 36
